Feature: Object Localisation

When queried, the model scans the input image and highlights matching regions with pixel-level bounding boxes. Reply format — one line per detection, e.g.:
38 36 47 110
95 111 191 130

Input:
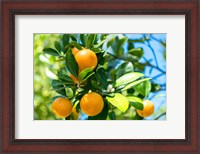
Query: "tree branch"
154 112 166 120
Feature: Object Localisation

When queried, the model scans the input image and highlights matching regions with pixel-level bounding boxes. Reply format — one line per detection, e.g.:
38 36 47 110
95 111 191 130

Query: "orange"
52 97 72 118
74 49 97 72
137 100 154 118
80 92 104 116
72 47 81 55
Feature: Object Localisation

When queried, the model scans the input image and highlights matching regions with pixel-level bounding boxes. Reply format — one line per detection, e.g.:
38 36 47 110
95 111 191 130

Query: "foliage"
34 34 166 120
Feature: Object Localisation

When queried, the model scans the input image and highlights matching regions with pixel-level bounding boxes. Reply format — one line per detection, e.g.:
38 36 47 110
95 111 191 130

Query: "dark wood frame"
0 0 199 153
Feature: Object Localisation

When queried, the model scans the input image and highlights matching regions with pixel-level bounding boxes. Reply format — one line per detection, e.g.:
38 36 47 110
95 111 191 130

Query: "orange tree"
43 34 162 120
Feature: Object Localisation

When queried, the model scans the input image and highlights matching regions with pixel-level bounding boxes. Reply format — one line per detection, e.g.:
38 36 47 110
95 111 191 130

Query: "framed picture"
1 0 199 153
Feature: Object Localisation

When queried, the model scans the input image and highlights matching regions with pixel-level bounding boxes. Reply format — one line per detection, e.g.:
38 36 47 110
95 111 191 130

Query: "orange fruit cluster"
52 92 104 118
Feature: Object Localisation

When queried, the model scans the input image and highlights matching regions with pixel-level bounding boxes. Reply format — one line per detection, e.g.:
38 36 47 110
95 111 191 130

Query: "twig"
154 112 166 120
150 35 166 47
142 62 166 73
152 73 165 80
142 56 165 74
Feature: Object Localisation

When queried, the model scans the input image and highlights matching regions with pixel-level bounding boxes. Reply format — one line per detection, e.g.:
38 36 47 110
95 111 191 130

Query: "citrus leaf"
93 39 106 48
65 49 79 78
115 72 144 87
70 41 82 50
43 48 60 56
90 47 102 53
107 37 115 48
116 37 128 55
115 62 134 78
134 80 151 97
57 73 74 84
79 68 93 81
106 93 129 113
122 78 151 91
128 48 144 59
70 35 77 41
51 80 66 96
108 111 116 120
62 34 70 47
80 72 95 84
127 96 143 110
96 66 108 89
66 88 74 99
54 41 61 52
87 34 96 48
80 34 86 46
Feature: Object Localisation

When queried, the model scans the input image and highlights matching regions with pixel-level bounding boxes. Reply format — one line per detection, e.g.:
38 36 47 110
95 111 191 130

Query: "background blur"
34 34 166 120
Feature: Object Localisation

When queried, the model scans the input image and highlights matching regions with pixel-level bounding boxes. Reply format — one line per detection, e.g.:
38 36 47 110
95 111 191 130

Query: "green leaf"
43 48 60 56
134 80 151 97
66 88 74 99
52 80 66 96
87 34 96 48
116 37 128 55
70 41 82 50
79 68 93 80
62 34 70 47
64 44 73 53
54 41 61 52
122 78 151 91
128 48 144 59
90 47 102 53
57 73 74 84
134 62 145 72
127 96 143 110
128 42 135 50
133 111 144 120
115 62 134 78
115 72 144 87
93 39 106 48
50 81 68 86
96 66 108 88
151 83 161 92
106 93 129 113
88 101 108 120
108 111 116 120
107 38 115 48
70 34 77 41
80 34 86 46
65 49 79 78
100 34 108 40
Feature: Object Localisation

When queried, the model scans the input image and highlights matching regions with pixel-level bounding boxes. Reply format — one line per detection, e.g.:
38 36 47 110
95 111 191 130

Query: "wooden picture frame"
1 0 199 153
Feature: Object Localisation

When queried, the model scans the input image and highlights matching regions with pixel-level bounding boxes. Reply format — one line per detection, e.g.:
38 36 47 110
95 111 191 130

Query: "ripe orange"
52 97 72 118
74 49 97 72
80 92 104 116
72 47 81 55
137 100 154 118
